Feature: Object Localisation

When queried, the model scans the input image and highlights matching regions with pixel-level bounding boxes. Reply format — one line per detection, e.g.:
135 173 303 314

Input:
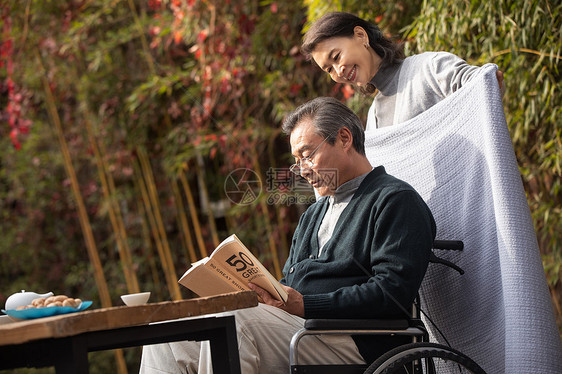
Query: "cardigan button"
309 255 315 259
289 267 294 274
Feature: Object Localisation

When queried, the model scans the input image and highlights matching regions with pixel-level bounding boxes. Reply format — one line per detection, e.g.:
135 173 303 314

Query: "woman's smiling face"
310 27 382 88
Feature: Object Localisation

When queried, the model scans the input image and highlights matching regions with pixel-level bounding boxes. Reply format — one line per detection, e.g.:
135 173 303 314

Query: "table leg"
52 336 90 374
208 315 241 374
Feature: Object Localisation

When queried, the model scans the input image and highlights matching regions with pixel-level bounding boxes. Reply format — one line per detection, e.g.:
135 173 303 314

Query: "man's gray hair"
282 97 366 156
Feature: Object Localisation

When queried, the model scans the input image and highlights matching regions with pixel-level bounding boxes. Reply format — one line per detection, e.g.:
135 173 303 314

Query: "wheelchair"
289 240 487 374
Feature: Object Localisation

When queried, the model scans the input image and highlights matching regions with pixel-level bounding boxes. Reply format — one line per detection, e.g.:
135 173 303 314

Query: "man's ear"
338 127 354 152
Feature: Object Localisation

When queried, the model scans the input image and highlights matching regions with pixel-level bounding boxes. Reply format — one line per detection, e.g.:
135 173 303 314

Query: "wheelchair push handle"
432 240 464 251
430 240 465 275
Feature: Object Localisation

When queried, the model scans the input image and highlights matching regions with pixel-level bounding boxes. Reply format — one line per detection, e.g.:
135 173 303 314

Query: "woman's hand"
496 70 505 98
248 283 305 317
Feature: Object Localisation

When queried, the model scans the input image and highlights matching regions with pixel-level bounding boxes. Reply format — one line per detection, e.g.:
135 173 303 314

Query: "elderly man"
140 97 436 373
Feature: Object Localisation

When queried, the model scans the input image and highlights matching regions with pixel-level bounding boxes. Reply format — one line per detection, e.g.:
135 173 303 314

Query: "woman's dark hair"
301 12 404 67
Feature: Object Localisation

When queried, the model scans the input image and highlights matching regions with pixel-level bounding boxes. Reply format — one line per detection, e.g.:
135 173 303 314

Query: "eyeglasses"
289 134 332 176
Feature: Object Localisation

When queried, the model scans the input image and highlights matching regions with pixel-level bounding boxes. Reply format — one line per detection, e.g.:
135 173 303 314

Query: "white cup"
120 292 151 306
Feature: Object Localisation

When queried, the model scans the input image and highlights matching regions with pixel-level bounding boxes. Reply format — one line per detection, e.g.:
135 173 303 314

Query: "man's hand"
248 283 305 317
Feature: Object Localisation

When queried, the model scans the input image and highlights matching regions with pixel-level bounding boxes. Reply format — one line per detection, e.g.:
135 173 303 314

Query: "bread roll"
22 295 81 309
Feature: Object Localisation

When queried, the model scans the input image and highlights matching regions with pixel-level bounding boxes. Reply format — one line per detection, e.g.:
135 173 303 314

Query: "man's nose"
301 167 313 179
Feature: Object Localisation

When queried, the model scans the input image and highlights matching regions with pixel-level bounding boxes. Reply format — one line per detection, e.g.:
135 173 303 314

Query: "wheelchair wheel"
364 342 486 374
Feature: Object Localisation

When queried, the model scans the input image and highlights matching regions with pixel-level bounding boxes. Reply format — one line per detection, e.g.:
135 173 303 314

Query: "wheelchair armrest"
291 318 428 369
304 319 409 330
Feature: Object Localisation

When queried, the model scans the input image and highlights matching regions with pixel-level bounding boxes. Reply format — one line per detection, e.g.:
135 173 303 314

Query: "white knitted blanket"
365 64 562 373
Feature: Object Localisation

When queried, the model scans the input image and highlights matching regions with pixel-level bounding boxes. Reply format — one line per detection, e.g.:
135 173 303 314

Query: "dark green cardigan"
281 166 436 362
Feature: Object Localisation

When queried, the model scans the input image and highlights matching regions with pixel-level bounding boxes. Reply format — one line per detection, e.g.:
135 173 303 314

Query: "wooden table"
0 291 258 373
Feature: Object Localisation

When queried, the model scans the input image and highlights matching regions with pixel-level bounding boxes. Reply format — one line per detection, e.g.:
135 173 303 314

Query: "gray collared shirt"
317 170 371 256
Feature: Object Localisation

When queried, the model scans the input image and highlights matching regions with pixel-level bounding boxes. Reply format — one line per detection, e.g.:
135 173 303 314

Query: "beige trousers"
139 303 365 374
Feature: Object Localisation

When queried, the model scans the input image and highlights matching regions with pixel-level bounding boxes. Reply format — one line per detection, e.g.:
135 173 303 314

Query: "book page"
209 235 288 302
178 259 242 296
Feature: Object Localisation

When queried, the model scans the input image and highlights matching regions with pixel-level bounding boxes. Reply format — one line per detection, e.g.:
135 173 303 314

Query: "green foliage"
303 0 422 35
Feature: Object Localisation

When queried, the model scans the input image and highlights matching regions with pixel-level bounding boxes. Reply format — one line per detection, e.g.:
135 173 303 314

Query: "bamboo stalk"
179 170 208 258
267 130 290 260
171 179 198 263
83 116 140 294
98 131 140 293
173 181 191 261
251 147 282 279
137 147 182 300
195 153 220 248
134 178 163 299
126 0 156 74
493 47 558 59
223 210 235 237
133 157 179 300
108 175 140 291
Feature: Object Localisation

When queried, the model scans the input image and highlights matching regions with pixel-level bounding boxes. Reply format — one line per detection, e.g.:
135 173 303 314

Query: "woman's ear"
353 26 369 45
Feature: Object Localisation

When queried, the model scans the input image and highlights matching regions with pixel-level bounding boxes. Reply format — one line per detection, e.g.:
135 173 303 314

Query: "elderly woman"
301 11 504 130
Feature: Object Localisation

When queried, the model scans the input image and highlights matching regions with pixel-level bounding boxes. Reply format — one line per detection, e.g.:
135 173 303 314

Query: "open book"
178 234 288 303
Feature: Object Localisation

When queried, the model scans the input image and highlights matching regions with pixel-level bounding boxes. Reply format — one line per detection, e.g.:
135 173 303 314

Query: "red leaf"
148 0 162 11
342 84 355 99
219 134 227 146
290 83 302 96
220 77 230 93
197 30 208 43
149 26 161 36
174 30 183 45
